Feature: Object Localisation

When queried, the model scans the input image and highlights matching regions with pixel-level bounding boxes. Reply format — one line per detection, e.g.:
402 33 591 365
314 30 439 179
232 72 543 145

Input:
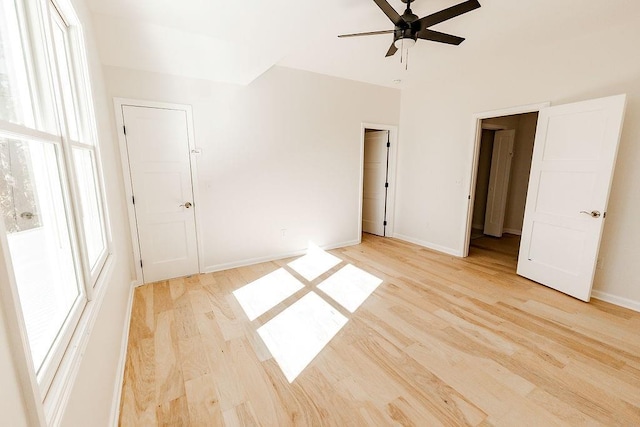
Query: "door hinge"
140 260 143 268
387 142 390 148
603 211 607 218
385 182 389 188
383 221 387 226
132 195 135 205
468 195 471 200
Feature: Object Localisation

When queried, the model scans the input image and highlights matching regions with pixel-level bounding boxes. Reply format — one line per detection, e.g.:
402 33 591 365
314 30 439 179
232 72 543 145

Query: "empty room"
1 0 639 426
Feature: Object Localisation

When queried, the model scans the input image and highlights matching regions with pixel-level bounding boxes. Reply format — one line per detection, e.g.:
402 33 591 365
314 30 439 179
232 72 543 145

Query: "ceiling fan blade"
373 0 404 27
417 29 465 45
385 43 398 57
417 0 481 32
338 30 394 38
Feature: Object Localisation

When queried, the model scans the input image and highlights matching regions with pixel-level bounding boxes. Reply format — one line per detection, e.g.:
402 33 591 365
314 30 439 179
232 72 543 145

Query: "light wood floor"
119 234 640 426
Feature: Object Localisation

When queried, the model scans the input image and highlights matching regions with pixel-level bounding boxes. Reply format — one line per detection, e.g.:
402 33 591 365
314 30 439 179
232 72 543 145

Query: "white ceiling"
86 0 640 88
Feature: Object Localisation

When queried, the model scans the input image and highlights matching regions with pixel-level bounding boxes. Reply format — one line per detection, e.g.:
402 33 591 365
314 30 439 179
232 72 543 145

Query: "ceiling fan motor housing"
395 9 419 43
394 27 417 44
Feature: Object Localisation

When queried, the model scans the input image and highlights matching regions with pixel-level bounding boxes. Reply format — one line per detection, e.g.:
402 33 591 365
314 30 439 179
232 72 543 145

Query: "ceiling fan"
338 0 481 57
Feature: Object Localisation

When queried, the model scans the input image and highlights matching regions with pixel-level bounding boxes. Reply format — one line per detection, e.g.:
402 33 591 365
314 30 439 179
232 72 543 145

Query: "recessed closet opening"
468 112 539 264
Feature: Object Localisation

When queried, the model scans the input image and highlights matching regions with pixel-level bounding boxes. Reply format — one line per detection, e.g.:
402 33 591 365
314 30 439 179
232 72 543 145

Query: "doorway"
469 112 539 261
359 123 398 239
115 99 202 284
460 102 551 258
463 96 626 302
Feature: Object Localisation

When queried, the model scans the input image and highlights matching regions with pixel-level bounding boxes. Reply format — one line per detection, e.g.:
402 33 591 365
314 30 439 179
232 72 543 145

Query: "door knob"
580 210 601 218
179 202 192 208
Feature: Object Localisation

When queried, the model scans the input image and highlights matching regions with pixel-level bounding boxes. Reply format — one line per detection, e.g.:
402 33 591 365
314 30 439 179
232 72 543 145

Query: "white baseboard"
471 225 522 236
203 240 361 273
503 228 522 236
109 281 137 427
392 233 462 257
591 290 640 313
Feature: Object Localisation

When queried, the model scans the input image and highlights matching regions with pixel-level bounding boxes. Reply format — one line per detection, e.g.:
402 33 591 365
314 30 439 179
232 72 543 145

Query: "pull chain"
405 46 409 70
398 38 410 70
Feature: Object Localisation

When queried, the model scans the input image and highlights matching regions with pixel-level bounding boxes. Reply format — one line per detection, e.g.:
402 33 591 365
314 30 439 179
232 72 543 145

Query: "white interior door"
362 130 389 236
517 95 626 301
484 130 515 237
123 105 199 283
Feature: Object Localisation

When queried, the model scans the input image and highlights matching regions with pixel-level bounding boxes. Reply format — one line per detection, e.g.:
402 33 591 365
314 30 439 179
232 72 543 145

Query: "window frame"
0 132 89 397
0 0 113 422
46 0 110 286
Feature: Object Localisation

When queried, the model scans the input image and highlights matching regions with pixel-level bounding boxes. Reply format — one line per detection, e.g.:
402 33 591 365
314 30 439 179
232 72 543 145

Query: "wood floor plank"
222 401 260 427
353 328 487 426
153 281 173 315
294 365 371 426
156 395 190 426
185 373 223 426
227 338 288 425
119 234 640 426
526 387 602 426
119 338 156 426
130 283 155 339
154 310 185 404
202 337 245 412
177 336 210 382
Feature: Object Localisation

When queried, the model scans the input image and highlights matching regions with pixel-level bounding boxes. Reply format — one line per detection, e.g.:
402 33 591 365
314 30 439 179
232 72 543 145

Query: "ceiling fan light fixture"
337 0 482 58
394 37 416 49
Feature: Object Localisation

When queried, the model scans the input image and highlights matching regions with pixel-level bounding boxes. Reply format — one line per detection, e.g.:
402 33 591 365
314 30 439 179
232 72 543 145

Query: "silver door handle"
580 210 601 218
179 202 192 208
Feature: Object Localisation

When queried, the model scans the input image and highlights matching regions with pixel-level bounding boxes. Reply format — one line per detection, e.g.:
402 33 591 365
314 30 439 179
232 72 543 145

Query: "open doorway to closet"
464 96 625 302
469 112 539 263
359 124 397 239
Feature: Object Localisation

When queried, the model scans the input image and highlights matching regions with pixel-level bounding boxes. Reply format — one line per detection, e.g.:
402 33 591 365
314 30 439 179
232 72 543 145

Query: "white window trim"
0 220 47 426
43 253 116 425
0 220 116 426
0 0 115 423
45 1 110 290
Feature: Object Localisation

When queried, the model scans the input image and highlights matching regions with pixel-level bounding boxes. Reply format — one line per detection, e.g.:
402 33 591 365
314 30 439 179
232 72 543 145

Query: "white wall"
0 305 30 427
503 113 537 233
103 65 401 271
395 18 640 306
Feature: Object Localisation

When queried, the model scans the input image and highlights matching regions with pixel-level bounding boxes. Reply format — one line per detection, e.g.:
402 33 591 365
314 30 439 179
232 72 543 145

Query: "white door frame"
460 102 550 257
358 123 398 242
114 98 203 284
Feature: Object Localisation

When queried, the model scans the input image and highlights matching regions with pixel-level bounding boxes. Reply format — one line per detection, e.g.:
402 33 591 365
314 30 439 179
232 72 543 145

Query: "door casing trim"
461 102 550 257
113 98 203 283
358 123 399 241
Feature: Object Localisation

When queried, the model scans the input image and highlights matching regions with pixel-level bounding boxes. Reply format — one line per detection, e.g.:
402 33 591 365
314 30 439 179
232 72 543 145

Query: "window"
0 0 109 399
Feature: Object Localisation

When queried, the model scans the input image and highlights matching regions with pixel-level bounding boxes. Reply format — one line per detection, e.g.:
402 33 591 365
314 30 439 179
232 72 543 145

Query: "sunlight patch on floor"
317 264 383 313
287 242 342 281
233 268 304 321
238 243 384 382
257 292 348 382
